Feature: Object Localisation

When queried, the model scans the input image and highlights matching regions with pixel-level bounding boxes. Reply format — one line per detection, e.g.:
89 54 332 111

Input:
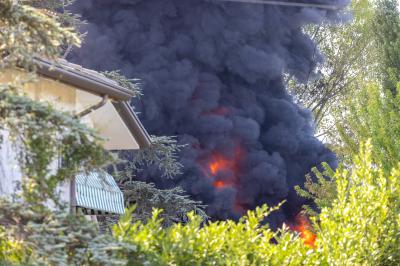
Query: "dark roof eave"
34 57 135 101
112 101 152 149
33 57 152 149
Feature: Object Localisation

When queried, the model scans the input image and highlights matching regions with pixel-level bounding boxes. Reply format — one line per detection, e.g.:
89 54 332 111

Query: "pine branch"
101 70 142 98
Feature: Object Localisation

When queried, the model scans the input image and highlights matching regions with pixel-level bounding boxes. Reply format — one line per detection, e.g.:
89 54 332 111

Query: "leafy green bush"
295 162 337 216
113 203 312 266
316 141 400 265
0 142 398 266
0 226 25 265
0 199 137 266
337 82 400 172
110 142 399 266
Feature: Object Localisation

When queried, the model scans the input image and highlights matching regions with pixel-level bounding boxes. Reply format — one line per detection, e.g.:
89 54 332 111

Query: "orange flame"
204 147 243 189
198 145 245 214
209 155 233 176
213 180 227 188
291 214 317 248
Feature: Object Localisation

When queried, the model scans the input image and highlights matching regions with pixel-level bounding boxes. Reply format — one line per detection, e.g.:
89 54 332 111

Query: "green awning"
75 171 125 215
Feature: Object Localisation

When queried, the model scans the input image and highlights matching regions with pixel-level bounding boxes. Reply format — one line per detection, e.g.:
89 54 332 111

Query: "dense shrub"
108 142 399 266
0 143 399 266
337 82 400 173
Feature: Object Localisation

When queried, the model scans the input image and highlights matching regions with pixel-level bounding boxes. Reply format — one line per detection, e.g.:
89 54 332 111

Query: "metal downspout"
75 94 109 118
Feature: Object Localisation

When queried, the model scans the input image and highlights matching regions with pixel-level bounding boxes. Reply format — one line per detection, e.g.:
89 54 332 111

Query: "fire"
213 180 227 188
209 154 232 189
199 145 245 213
209 155 233 176
291 214 317 248
204 146 243 189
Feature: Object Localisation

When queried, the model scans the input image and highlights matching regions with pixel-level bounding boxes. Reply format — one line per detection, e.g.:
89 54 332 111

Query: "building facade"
0 58 151 215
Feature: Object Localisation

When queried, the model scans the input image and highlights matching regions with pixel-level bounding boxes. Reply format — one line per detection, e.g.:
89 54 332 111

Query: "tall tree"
334 0 400 166
287 0 376 142
297 0 400 218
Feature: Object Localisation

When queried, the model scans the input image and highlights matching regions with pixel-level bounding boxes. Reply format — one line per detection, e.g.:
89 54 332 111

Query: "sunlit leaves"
109 143 400 265
0 0 80 71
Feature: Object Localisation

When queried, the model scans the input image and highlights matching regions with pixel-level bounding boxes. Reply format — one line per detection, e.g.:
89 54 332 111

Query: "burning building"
69 0 348 226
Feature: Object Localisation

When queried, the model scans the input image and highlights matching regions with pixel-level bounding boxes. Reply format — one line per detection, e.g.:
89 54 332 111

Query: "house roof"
34 57 151 149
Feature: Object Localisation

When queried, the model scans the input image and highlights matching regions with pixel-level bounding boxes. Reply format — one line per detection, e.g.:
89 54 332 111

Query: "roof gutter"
75 95 109 118
34 58 134 101
112 101 152 149
33 57 152 149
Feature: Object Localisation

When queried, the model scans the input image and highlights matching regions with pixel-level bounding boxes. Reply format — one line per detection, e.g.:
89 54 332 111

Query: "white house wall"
0 130 70 205
76 90 140 150
0 69 141 151
89 102 140 150
0 130 22 196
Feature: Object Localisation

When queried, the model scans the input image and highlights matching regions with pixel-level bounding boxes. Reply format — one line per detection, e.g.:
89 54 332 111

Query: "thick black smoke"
70 0 348 226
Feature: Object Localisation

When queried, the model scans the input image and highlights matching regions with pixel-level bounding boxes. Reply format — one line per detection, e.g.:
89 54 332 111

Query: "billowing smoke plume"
70 0 348 226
